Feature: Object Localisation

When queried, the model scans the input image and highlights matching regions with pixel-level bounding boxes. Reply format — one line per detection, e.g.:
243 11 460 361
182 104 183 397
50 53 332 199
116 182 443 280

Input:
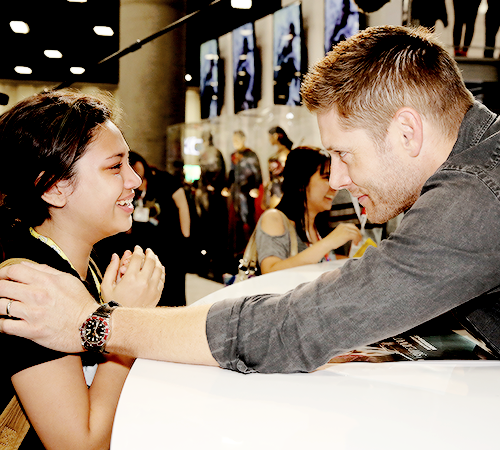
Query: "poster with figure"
273 3 302 106
233 22 256 114
200 39 219 119
324 0 359 54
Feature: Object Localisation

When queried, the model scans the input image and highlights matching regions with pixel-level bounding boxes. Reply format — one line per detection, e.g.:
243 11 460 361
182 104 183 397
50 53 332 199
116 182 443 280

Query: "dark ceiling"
0 0 280 89
0 0 119 85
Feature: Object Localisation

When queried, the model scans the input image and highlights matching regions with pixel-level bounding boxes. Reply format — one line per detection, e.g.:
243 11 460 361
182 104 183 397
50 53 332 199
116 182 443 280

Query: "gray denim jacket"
207 101 500 373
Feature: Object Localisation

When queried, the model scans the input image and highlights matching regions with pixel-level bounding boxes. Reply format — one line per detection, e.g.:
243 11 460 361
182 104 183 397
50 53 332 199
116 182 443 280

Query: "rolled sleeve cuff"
206 298 257 374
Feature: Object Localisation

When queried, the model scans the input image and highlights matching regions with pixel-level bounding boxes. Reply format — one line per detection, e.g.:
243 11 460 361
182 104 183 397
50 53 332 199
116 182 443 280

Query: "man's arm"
0 258 217 366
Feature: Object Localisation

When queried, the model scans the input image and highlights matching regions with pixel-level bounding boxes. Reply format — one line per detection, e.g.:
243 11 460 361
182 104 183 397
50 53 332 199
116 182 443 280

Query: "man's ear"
393 108 423 158
41 179 73 208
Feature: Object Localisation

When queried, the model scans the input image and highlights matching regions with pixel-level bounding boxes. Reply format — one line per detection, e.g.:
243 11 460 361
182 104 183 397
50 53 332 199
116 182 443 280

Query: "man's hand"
101 246 165 308
0 262 95 352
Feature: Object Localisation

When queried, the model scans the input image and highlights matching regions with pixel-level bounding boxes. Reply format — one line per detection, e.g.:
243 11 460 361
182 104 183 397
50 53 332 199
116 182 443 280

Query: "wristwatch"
79 301 121 353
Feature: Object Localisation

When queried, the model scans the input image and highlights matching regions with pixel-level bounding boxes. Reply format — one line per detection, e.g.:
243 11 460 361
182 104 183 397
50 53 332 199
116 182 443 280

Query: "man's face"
317 109 422 224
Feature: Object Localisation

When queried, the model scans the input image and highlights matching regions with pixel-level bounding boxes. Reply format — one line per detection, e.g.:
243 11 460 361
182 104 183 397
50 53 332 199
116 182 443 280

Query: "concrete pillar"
119 0 186 169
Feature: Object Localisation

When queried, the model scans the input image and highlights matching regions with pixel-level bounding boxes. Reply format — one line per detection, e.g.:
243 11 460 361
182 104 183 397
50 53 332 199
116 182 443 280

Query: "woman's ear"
394 108 423 158
41 179 72 207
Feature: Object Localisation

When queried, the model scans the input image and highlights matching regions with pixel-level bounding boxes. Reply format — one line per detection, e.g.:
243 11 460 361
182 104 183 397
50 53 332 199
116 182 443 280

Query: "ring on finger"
6 299 14 317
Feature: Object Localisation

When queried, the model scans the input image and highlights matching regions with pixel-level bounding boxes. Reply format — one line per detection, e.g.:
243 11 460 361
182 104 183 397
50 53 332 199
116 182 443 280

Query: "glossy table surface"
111 261 500 449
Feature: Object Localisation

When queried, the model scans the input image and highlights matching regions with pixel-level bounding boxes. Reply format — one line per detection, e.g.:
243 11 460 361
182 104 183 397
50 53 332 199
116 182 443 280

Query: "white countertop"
111 261 500 449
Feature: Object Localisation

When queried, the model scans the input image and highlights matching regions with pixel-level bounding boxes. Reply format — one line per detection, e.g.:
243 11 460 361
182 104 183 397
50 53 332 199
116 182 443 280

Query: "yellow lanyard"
29 227 102 300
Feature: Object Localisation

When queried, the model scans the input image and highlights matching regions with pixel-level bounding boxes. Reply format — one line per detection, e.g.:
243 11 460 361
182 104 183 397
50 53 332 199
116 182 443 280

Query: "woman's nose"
125 164 142 190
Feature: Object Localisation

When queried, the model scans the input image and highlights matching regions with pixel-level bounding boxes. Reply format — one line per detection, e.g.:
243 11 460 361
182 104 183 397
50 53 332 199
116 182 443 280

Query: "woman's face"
60 121 141 243
306 167 336 215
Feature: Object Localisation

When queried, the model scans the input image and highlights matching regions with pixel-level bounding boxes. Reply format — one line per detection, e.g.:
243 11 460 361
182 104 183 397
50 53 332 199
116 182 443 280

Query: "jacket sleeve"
206 169 500 373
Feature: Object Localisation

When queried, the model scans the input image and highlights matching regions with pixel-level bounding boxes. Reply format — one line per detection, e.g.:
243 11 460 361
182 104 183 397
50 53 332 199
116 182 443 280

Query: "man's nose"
329 159 351 190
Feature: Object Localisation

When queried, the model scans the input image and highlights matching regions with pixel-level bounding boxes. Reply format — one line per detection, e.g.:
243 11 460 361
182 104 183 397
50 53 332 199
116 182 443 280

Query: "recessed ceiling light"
231 0 251 9
67 0 87 2
44 50 63 58
10 21 29 34
15 66 32 74
185 74 192 81
70 67 85 75
93 26 114 36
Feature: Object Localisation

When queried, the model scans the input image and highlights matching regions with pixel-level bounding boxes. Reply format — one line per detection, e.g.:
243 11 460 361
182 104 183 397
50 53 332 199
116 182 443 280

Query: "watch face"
80 316 110 348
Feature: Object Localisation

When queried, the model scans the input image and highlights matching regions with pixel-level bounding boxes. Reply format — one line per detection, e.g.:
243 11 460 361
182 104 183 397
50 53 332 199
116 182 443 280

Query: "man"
1 25 500 372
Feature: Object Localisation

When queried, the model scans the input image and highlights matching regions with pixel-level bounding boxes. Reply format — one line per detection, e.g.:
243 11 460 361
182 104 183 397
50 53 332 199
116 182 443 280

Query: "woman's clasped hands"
101 246 165 308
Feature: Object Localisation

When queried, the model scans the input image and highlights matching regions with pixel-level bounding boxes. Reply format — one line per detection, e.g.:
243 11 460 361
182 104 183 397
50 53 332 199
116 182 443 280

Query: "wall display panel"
324 0 359 54
273 3 303 106
233 22 257 114
200 39 221 119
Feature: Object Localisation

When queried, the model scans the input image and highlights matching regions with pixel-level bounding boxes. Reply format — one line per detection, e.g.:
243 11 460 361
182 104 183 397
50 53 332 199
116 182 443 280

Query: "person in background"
226 130 263 264
265 126 294 209
194 132 229 280
484 0 500 58
452 0 481 57
0 90 163 449
96 151 189 307
256 147 362 274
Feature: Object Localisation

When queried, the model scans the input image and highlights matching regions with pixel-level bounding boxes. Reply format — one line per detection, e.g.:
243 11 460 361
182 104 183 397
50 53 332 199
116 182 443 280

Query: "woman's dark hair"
276 146 330 243
0 89 113 236
268 126 293 150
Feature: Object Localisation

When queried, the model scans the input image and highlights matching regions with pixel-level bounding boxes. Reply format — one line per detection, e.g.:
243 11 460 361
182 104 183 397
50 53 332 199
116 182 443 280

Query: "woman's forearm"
261 239 332 274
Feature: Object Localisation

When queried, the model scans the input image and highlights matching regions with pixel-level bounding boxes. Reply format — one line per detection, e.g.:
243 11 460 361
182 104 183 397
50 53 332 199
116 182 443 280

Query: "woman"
256 146 362 274
0 90 164 449
265 126 293 209
97 151 190 307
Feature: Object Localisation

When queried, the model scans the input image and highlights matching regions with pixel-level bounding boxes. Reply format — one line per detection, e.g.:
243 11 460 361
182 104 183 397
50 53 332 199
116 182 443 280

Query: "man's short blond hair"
301 26 474 143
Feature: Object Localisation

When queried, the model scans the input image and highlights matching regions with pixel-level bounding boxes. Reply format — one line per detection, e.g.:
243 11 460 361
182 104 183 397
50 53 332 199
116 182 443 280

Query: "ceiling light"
67 0 87 2
44 50 63 58
94 26 114 36
10 21 29 34
70 67 85 75
231 0 252 8
185 74 192 81
15 66 32 75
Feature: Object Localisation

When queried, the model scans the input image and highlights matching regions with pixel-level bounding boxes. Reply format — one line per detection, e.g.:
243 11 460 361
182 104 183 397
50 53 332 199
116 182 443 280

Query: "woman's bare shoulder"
260 209 287 236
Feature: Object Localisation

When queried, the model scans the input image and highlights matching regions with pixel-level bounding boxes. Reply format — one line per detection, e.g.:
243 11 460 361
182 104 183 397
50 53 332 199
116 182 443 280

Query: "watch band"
92 300 121 319
79 301 121 353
